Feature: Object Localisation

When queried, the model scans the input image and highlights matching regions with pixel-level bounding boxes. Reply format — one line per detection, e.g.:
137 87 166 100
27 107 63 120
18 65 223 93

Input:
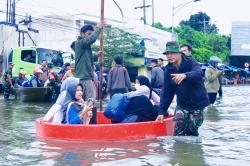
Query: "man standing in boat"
71 21 105 124
156 41 209 136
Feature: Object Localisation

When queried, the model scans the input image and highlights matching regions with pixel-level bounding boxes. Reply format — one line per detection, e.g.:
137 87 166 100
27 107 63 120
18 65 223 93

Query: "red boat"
36 112 174 141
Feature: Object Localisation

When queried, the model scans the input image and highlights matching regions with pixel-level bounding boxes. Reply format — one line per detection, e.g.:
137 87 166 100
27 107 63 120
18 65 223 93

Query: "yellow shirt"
62 70 74 81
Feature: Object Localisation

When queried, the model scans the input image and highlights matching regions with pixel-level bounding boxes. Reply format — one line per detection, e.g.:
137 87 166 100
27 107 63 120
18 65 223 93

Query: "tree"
154 22 171 32
153 12 231 62
92 27 145 66
180 12 218 34
176 25 229 62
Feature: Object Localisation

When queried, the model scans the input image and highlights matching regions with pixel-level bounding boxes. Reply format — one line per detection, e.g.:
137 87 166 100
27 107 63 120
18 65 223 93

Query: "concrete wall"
0 24 38 76
0 25 19 76
33 16 79 52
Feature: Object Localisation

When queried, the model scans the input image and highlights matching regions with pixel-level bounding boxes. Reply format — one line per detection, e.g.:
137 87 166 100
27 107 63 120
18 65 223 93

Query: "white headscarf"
43 77 80 123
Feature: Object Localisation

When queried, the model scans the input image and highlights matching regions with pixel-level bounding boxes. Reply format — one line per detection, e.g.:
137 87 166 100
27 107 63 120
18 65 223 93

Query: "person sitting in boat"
66 84 93 124
44 63 59 87
58 62 71 81
44 65 61 102
40 60 48 83
43 77 80 123
62 63 75 82
29 67 44 87
104 91 158 123
134 75 160 106
14 69 28 88
124 95 159 123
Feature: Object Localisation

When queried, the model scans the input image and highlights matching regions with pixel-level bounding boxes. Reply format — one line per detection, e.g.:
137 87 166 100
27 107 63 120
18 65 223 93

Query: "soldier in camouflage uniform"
156 42 209 136
3 63 14 100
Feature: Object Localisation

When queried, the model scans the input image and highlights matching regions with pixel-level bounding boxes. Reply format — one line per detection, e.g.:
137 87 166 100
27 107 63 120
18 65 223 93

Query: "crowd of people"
1 60 74 101
41 19 222 137
2 20 227 137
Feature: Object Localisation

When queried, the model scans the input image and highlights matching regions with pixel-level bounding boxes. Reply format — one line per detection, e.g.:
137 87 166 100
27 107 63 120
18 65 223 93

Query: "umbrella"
209 56 222 63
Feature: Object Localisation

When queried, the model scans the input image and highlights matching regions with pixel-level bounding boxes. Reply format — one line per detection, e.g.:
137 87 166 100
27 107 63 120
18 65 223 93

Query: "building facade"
231 22 250 68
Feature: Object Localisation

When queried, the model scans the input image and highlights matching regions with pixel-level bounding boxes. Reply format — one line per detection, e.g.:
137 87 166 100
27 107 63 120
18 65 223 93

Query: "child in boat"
66 84 93 124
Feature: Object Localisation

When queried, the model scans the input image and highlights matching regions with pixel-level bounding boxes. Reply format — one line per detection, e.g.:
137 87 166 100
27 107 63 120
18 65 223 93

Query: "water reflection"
205 106 221 122
36 139 166 165
169 141 208 166
1 86 250 165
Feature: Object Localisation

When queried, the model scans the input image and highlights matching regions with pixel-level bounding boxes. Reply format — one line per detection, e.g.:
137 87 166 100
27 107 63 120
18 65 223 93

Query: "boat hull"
14 87 51 102
36 112 174 141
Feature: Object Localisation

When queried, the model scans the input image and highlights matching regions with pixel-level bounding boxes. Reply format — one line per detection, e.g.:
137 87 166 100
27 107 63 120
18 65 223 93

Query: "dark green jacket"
72 27 101 80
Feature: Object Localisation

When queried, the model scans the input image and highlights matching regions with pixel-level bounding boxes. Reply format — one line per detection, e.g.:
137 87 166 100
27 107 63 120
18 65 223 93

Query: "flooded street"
0 86 250 166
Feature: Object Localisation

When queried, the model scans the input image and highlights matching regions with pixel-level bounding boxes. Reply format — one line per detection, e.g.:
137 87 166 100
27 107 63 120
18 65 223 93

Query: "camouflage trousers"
173 106 204 136
3 81 12 100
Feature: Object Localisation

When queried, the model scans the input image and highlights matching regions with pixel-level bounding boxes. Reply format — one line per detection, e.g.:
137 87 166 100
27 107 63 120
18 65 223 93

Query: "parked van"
8 47 65 78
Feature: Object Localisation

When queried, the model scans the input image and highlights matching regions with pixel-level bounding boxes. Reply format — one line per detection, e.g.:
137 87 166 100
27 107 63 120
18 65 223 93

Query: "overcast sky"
1 0 250 35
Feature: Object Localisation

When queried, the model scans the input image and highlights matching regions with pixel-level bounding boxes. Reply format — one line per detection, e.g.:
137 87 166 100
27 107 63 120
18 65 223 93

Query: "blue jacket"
14 77 28 88
67 102 83 124
159 55 209 115
30 75 44 87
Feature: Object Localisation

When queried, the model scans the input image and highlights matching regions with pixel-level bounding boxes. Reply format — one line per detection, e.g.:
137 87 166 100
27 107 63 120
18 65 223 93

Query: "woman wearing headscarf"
204 57 224 105
43 77 80 123
66 84 93 124
134 75 160 106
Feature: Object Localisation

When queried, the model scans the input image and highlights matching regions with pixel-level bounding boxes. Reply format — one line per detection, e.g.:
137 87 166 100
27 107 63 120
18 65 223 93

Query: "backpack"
104 91 143 122
104 93 130 122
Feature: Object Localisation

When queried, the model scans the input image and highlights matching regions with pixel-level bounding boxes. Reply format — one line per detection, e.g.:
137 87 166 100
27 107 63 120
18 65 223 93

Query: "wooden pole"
99 0 104 112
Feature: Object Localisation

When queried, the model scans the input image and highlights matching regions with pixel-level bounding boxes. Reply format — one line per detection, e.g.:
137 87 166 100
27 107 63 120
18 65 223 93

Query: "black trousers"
218 85 222 97
89 107 97 124
208 93 217 104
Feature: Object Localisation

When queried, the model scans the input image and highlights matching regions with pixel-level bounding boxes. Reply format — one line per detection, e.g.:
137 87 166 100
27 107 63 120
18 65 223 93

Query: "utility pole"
152 0 154 26
203 16 210 34
134 0 151 25
171 0 201 40
12 0 16 24
6 0 8 22
143 0 146 24
203 16 206 34
199 14 210 34
6 0 16 24
99 0 104 112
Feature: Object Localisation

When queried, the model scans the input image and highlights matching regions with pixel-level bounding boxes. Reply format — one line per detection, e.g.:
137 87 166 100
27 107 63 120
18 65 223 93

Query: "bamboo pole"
99 0 104 112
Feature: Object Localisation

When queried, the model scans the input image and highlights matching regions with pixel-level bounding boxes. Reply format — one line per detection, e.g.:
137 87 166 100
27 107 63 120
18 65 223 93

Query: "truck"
8 47 65 78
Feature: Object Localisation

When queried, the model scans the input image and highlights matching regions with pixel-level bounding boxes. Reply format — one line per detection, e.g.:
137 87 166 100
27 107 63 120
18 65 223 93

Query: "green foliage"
153 12 230 63
180 12 218 34
176 25 206 48
92 27 145 66
177 25 230 62
154 22 172 32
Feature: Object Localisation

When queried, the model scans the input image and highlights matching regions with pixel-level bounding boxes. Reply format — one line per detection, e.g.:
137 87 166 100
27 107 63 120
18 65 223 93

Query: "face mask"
134 83 140 90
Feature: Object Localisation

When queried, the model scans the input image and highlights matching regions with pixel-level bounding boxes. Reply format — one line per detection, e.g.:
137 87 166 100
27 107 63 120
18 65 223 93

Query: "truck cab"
8 47 64 78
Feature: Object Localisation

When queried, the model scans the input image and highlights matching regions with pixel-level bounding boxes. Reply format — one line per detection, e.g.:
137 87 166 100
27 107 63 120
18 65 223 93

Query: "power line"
1 10 81 34
0 1 76 23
